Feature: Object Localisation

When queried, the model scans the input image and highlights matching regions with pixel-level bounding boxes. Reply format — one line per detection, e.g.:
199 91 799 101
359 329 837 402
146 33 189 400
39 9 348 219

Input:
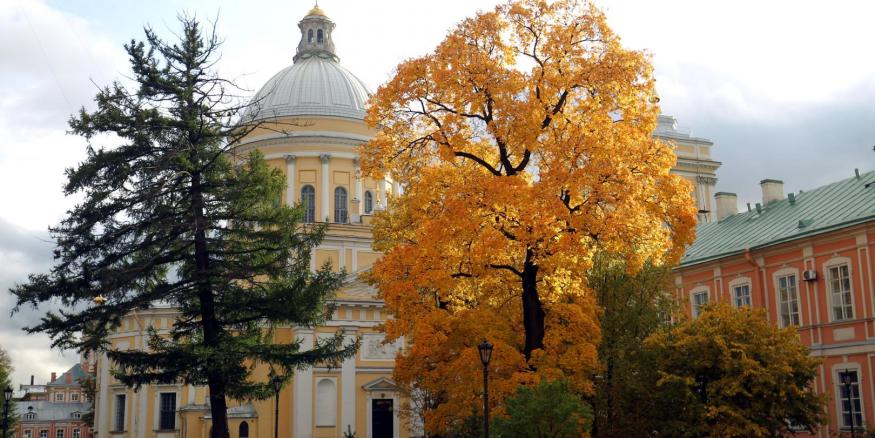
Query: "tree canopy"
10 18 355 438
646 304 826 437
360 0 696 432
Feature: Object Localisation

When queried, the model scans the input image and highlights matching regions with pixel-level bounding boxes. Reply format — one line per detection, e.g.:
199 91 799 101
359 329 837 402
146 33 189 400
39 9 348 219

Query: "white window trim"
832 363 866 430
773 268 801 328
728 277 752 308
113 391 127 432
154 388 180 431
824 257 855 323
690 286 710 318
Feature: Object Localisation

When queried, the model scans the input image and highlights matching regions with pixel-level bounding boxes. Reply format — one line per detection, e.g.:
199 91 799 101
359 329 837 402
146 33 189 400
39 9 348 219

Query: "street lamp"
841 369 856 438
2 386 13 438
477 340 493 438
271 376 283 438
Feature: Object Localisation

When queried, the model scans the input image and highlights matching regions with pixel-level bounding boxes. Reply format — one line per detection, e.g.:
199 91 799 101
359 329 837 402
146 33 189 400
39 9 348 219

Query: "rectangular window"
71 393 79 401
56 430 65 438
778 274 800 327
55 393 64 402
839 369 863 429
72 430 80 438
24 430 32 438
159 392 177 430
692 291 708 317
40 431 48 438
829 264 853 321
114 394 126 432
732 283 751 307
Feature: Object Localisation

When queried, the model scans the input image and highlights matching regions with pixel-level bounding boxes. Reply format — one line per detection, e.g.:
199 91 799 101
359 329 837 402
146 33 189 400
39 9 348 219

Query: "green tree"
0 347 15 438
492 380 591 438
645 304 826 437
10 18 355 438
588 255 673 438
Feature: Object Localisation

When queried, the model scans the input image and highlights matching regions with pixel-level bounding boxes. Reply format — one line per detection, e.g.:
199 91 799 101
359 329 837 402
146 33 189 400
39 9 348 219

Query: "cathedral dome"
246 5 370 122
248 57 370 121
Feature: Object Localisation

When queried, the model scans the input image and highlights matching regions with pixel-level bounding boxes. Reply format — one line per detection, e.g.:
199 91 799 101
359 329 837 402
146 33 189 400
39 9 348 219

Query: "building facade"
655 115 721 223
676 171 875 436
90 5 723 438
14 363 94 438
92 6 410 438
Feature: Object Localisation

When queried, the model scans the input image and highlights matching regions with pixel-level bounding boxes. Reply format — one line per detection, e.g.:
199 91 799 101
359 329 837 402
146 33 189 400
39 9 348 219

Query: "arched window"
317 29 324 43
316 379 337 426
239 421 249 438
334 187 348 223
301 185 315 223
307 29 313 43
364 190 373 214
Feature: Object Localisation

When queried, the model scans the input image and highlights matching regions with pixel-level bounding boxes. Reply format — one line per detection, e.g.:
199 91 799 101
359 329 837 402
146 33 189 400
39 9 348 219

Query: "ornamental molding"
696 176 718 185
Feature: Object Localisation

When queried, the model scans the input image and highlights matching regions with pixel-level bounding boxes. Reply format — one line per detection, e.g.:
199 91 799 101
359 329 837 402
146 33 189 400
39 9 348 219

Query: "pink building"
14 364 93 438
676 171 875 436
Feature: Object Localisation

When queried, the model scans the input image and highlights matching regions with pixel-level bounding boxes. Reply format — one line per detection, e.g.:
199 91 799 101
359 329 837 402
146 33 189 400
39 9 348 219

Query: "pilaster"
285 154 297 206
321 154 331 221
294 329 315 438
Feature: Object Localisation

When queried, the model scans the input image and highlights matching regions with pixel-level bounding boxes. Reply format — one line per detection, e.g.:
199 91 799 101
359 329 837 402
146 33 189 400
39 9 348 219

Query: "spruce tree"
10 17 356 438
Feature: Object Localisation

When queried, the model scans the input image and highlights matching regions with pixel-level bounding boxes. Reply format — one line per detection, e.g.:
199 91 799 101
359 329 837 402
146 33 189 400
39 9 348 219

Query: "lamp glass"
3 386 12 402
271 376 283 394
477 340 493 366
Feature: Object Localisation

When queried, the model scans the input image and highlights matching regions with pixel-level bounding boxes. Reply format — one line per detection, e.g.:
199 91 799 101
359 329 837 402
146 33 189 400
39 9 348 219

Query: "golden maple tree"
360 0 697 432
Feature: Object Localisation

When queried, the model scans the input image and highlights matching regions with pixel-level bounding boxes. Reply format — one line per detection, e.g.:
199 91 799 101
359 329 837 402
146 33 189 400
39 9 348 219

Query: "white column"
393 393 401 438
285 154 296 206
320 154 331 222
97 352 110 436
294 329 315 438
341 327 358 433
352 157 363 222
137 385 148 436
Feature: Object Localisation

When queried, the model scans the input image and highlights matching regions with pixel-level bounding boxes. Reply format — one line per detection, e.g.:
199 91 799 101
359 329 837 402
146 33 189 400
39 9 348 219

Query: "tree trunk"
191 173 230 438
521 252 545 361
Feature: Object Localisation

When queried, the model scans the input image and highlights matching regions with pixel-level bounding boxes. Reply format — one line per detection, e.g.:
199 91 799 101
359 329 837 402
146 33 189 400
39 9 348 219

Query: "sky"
1 0 874 387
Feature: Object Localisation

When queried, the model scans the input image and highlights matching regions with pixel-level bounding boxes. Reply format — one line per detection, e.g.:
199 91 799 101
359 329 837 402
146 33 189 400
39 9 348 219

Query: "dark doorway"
372 398 394 438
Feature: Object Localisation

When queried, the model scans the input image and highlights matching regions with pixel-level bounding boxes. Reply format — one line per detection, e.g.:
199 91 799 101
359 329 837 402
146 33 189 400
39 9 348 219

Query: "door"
372 398 394 438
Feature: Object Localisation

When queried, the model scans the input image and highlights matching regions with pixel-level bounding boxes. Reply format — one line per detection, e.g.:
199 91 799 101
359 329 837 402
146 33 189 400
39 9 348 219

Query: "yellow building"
654 115 722 223
93 6 412 438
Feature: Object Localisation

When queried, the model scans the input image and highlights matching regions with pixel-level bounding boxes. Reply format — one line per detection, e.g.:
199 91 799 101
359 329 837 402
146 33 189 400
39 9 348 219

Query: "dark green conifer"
10 17 356 438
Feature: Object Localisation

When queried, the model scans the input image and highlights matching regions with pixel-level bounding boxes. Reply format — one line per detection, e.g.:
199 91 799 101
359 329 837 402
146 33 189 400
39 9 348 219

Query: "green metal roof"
681 171 875 267
47 363 89 387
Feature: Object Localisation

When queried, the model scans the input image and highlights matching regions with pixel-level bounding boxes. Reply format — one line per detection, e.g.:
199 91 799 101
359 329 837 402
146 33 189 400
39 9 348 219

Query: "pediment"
361 377 397 392
335 268 380 302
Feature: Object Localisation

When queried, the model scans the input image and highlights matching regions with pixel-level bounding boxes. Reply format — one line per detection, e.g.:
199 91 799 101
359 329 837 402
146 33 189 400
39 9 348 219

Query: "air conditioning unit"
803 269 818 281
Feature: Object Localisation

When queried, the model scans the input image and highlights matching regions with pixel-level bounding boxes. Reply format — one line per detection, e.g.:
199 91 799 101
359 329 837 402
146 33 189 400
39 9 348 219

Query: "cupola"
294 3 337 63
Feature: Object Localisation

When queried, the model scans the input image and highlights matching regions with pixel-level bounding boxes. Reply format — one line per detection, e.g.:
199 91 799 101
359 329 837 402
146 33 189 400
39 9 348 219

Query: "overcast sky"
2 0 874 387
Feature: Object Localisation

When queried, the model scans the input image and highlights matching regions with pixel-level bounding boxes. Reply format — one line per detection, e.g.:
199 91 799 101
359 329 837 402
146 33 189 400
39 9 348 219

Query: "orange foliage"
361 0 696 433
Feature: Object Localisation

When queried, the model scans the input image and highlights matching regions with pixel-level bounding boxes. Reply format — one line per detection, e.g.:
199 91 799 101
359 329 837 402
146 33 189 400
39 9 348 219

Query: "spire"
294 4 337 63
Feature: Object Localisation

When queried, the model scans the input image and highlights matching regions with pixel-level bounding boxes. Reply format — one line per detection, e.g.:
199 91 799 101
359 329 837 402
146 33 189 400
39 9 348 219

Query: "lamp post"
477 340 493 438
841 369 856 438
2 386 12 438
271 376 283 438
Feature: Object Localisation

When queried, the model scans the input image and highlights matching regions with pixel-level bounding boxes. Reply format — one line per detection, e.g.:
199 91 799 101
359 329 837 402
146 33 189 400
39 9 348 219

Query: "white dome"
247 56 371 122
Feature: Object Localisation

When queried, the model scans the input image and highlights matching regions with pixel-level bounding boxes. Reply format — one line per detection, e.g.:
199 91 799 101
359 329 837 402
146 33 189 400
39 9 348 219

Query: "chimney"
30 375 34 385
51 372 56 383
760 179 784 204
714 192 738 221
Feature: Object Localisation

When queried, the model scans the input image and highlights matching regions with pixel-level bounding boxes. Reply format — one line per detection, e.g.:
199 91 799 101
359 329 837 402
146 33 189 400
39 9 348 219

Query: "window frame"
728 277 752 308
825 258 854 322
364 190 373 214
690 287 709 318
834 365 865 430
334 186 348 224
773 269 801 328
40 431 48 438
55 392 64 402
158 392 177 431
301 185 316 223
72 430 80 438
113 393 126 432
56 429 65 438
70 392 79 402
